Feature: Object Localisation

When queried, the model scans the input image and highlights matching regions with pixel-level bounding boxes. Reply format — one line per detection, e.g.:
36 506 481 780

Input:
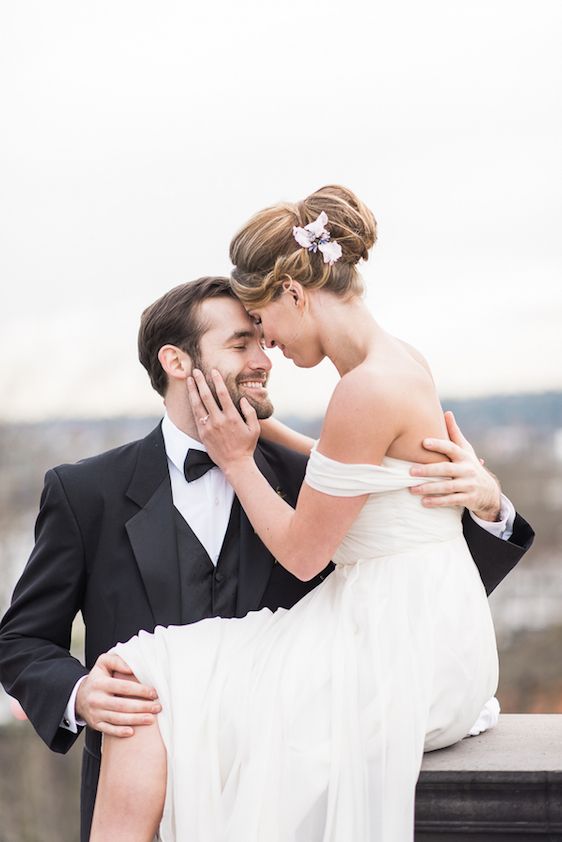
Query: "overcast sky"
1 0 561 422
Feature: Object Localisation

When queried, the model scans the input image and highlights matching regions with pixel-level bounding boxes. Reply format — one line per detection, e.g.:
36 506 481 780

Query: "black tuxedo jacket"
0 422 534 838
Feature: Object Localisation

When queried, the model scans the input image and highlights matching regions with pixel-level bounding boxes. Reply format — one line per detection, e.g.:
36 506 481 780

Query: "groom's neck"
164 394 202 443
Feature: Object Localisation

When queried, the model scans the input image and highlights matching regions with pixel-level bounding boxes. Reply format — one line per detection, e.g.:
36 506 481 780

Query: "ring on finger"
200 415 210 425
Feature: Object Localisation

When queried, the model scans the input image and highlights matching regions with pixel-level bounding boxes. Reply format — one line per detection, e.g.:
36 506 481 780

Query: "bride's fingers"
187 375 211 422
192 369 221 417
240 397 260 435
211 369 237 415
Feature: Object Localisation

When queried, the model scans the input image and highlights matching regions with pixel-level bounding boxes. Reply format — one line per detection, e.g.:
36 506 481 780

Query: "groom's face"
194 296 274 419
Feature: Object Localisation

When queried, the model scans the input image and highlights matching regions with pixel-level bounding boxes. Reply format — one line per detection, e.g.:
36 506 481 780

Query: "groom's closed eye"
226 328 264 352
225 329 255 345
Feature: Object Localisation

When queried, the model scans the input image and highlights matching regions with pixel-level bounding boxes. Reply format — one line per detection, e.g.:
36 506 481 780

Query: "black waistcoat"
174 500 240 624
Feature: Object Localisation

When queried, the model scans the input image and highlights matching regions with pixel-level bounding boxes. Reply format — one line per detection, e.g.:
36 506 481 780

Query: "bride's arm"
188 368 398 582
89 673 166 842
259 417 315 455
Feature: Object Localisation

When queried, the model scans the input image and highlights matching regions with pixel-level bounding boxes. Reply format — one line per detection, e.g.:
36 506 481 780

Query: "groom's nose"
249 343 272 370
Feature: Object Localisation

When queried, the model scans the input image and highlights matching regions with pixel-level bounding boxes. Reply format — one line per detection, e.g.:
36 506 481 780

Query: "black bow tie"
183 449 217 482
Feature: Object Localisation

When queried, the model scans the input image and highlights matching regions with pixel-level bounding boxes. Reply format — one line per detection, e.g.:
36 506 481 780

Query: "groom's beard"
195 361 274 420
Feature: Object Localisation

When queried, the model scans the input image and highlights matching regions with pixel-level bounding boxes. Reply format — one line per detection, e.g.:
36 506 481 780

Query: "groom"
0 276 534 841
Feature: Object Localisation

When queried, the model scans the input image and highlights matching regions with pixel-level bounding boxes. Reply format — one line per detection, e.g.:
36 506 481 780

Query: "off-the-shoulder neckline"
311 441 417 470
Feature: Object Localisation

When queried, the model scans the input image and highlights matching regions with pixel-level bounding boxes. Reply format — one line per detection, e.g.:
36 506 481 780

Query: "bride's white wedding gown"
113 447 498 841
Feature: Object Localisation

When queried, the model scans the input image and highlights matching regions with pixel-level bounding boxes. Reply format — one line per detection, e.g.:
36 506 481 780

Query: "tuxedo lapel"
125 424 182 627
236 444 282 617
124 427 286 622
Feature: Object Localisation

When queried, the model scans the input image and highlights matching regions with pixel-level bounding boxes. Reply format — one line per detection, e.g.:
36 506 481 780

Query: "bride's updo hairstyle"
229 185 377 307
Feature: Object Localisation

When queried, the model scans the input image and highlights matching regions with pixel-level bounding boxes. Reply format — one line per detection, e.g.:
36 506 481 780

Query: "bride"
90 186 498 841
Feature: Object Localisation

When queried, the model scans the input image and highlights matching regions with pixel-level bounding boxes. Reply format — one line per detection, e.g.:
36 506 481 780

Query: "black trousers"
80 744 100 842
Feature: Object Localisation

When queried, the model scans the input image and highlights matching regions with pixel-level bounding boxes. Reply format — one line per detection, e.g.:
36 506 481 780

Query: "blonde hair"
229 185 377 307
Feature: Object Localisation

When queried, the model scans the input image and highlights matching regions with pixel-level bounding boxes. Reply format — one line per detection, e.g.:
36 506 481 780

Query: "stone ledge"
415 715 562 840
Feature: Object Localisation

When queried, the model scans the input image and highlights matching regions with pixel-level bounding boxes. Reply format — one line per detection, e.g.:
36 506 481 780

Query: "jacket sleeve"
461 509 535 595
0 468 88 753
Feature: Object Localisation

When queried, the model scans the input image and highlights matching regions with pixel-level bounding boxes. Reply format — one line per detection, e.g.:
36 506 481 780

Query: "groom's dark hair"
138 276 236 396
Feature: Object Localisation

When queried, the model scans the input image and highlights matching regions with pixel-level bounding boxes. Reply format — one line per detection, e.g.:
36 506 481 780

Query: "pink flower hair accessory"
292 211 343 266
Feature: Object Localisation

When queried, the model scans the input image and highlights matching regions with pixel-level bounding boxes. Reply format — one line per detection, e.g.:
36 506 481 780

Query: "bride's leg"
89 700 166 841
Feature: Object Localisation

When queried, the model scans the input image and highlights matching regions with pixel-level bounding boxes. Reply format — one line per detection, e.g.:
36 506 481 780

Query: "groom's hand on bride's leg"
76 652 161 737
408 411 502 521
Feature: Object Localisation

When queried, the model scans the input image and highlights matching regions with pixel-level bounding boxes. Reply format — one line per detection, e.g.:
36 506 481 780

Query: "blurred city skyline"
1 0 561 421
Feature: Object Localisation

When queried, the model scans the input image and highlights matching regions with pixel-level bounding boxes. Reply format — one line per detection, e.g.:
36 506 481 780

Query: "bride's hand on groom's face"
408 411 502 522
187 369 260 472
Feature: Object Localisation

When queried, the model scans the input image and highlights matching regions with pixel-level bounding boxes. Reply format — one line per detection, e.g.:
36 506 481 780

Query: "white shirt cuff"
60 675 87 733
469 493 515 541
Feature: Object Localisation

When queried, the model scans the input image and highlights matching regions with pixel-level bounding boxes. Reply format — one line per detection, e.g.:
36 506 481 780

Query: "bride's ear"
281 279 304 307
158 345 191 383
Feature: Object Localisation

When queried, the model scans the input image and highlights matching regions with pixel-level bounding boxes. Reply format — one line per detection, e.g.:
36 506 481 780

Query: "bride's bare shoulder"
319 364 404 463
395 338 433 377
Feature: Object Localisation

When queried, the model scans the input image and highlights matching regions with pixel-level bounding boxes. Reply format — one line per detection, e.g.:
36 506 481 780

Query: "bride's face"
247 285 324 369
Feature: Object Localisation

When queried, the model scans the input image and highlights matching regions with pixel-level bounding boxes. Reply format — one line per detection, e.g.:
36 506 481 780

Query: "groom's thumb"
444 410 467 446
96 652 134 676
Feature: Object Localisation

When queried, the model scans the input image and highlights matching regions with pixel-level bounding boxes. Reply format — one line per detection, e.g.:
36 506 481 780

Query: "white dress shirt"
61 419 516 732
471 494 514 540
162 413 235 564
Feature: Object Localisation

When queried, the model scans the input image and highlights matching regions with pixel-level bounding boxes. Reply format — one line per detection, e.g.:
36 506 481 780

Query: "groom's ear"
158 345 192 383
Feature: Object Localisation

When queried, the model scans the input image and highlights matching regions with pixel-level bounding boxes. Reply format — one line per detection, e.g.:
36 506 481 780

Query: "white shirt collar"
161 413 207 474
